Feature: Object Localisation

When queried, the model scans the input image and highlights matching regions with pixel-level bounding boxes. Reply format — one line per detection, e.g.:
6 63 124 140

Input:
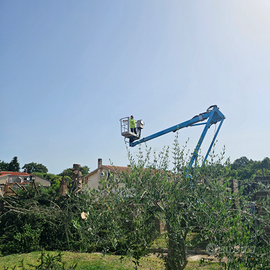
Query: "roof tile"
0 171 30 176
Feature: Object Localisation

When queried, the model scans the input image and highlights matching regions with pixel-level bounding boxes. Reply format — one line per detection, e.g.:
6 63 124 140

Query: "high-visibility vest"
130 118 136 129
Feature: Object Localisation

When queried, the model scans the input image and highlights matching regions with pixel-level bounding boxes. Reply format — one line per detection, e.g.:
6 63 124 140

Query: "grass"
0 233 223 269
0 251 224 270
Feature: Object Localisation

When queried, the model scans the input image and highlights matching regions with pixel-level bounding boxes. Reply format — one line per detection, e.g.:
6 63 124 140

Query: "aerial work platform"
120 105 225 170
119 117 144 143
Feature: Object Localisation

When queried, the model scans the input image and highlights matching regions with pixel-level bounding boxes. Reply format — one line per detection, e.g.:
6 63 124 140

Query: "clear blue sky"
1 0 270 174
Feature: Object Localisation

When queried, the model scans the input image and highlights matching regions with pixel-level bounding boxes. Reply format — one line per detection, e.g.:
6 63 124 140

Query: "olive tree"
91 136 270 270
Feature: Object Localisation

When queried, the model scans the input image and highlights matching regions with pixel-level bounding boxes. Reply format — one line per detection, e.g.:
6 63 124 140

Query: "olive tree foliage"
0 182 125 255
93 134 270 270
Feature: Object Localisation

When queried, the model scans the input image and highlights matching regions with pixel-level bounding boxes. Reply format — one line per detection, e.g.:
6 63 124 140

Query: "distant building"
0 171 30 194
0 171 30 183
31 174 51 187
84 158 130 189
0 171 51 195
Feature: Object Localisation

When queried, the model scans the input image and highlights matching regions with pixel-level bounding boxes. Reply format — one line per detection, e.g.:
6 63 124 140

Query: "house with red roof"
0 171 30 195
84 158 130 189
0 171 51 196
0 171 30 184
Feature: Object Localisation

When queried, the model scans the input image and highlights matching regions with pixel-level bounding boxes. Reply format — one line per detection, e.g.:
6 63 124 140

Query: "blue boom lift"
120 105 225 169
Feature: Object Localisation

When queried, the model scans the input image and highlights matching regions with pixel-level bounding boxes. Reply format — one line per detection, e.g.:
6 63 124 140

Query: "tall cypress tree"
8 156 20 172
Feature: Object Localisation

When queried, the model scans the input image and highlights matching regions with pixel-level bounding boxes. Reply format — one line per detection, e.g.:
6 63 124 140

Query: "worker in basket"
130 115 137 134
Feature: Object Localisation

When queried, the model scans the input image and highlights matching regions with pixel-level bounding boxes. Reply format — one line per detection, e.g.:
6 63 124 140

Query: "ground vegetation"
1 138 270 269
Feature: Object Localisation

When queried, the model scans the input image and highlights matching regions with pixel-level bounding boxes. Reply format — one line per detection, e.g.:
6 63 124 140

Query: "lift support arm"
130 105 225 168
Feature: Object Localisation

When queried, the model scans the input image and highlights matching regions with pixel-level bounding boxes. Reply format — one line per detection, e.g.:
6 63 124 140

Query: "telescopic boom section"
128 105 225 168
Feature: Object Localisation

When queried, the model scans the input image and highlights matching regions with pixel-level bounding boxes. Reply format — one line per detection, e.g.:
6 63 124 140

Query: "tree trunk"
166 226 188 270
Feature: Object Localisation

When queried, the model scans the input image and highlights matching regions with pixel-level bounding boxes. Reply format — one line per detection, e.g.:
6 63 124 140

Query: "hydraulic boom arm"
130 105 225 168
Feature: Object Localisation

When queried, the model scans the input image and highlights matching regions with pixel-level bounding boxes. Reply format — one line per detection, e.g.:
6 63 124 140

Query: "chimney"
98 158 102 168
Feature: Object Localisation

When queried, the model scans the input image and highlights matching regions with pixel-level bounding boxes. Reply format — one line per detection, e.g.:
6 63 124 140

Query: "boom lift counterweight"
120 105 225 169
